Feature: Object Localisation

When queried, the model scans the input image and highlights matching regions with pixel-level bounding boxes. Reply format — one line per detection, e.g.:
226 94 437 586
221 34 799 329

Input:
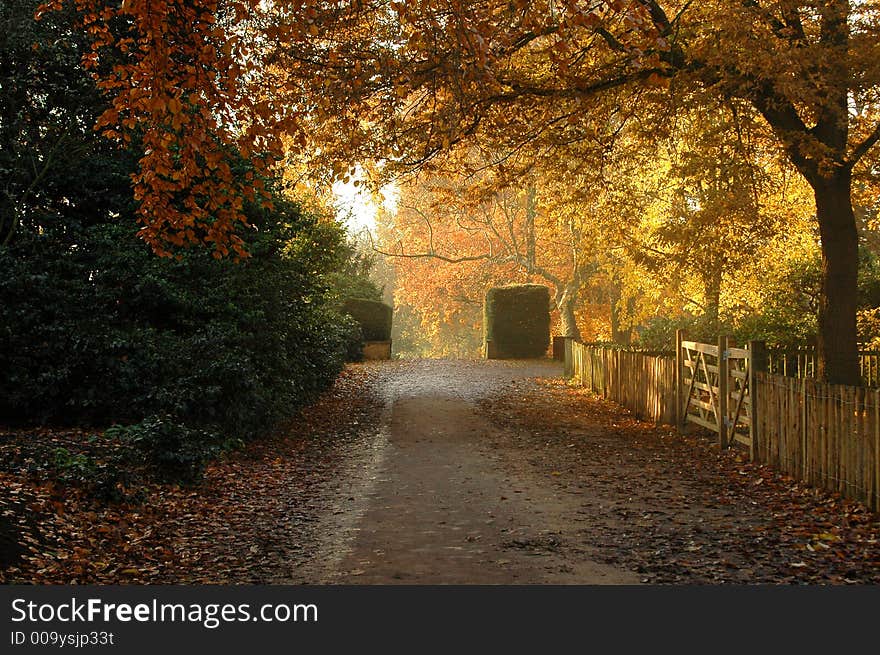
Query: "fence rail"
678 336 753 452
562 336 880 511
767 347 880 387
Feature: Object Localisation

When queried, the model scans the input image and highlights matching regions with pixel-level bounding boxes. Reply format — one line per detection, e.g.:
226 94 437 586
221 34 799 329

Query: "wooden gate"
677 334 756 455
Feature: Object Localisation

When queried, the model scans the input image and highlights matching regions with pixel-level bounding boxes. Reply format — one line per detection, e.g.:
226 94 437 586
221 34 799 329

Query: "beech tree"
376 161 607 341
36 0 285 258
630 97 796 333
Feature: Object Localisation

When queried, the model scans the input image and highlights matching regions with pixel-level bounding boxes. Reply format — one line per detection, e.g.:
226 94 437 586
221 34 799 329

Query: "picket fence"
564 340 677 425
563 338 880 511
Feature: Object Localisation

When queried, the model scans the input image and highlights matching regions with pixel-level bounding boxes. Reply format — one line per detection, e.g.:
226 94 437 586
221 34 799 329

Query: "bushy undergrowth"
0 201 353 482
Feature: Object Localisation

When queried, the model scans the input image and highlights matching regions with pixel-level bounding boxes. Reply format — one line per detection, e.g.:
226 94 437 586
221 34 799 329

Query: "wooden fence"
565 339 676 424
563 337 880 511
754 373 880 510
678 336 754 453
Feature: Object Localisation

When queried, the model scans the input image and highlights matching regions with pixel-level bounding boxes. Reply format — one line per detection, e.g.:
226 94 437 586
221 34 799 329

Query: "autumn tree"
377 156 617 344
627 96 805 333
264 0 879 384
36 0 288 258
46 1 880 383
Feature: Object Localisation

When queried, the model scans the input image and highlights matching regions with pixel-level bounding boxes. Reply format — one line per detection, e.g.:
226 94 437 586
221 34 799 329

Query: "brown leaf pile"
5 364 879 585
479 377 880 584
0 365 384 584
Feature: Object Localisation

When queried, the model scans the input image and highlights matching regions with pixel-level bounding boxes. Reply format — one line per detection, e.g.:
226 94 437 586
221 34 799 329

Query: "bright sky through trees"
333 176 397 234
333 180 377 233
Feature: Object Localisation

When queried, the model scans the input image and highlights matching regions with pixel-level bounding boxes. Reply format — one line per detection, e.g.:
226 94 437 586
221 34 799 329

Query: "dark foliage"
0 1 356 481
342 297 393 342
0 201 351 438
483 285 550 359
328 236 384 304
1 0 136 245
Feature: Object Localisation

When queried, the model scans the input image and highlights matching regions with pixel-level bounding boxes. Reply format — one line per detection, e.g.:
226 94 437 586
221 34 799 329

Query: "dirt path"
308 360 637 583
296 359 880 585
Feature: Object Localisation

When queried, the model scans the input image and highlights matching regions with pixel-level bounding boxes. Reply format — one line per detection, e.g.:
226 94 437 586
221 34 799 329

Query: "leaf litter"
478 377 880 584
0 365 385 584
3 363 879 585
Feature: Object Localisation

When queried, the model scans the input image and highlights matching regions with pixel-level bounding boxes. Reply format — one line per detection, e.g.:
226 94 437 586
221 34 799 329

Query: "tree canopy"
37 0 880 383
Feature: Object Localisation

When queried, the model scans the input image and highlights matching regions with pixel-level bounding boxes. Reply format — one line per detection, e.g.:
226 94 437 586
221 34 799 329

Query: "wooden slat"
564 343 880 512
875 390 880 510
686 414 720 432
564 342 677 426
687 397 716 413
682 360 720 375
682 341 719 356
749 372 879 512
690 380 716 394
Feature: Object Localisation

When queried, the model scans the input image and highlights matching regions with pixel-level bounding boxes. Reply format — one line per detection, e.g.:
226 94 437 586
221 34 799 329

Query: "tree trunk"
703 275 721 336
525 185 536 272
703 269 722 336
814 171 860 385
609 282 632 344
556 287 581 341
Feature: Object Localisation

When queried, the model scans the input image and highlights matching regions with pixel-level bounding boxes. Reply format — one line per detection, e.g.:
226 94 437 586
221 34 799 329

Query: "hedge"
483 284 550 359
0 201 353 481
342 298 393 342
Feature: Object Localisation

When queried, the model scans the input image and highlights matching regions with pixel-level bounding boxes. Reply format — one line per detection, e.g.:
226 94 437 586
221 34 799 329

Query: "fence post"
676 329 685 431
748 340 766 462
601 348 607 398
583 344 590 391
585 345 591 391
802 376 809 481
875 389 879 511
563 337 573 378
615 349 621 402
718 334 729 449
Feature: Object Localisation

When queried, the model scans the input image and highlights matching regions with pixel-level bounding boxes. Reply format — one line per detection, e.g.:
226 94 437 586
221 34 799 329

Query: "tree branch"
367 230 493 264
848 122 880 168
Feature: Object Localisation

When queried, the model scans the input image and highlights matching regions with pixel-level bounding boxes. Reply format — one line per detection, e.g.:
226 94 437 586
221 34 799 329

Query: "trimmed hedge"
343 298 393 342
483 284 551 359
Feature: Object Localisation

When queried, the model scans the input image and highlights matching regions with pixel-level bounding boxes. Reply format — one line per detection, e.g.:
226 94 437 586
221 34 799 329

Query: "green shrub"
0 199 352 481
636 314 734 351
342 298 393 341
483 284 550 359
106 416 223 484
339 313 365 362
52 448 98 481
0 1 357 484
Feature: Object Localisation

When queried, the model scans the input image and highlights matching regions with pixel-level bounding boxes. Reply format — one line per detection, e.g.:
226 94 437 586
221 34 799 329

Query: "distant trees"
280 0 880 383
376 166 598 343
